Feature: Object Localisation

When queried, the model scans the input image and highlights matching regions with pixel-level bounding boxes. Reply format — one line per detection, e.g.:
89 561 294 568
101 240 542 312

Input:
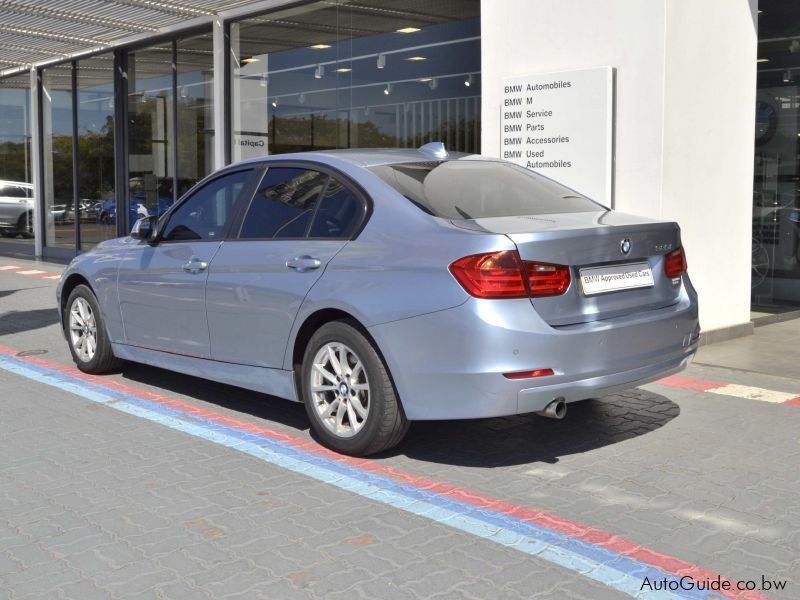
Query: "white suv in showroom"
0 180 34 238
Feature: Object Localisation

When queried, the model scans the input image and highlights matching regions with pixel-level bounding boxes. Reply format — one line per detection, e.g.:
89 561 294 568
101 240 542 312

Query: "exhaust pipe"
536 397 567 419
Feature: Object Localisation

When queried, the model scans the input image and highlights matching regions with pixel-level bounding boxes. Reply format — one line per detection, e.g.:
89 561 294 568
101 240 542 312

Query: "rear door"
117 168 257 357
206 165 367 368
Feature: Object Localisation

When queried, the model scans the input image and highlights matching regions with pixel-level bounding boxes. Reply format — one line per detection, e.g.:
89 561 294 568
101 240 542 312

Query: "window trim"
153 166 260 245
229 160 371 243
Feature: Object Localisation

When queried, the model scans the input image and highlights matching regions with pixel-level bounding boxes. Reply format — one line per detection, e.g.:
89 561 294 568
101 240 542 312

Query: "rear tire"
301 321 409 456
65 284 122 374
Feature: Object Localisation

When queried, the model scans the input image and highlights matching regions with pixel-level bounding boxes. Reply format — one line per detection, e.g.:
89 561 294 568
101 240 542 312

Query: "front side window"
239 168 328 239
369 160 606 219
161 169 253 241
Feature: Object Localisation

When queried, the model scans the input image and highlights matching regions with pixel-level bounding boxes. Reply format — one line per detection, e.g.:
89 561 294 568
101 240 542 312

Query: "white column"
29 68 43 258
212 17 227 170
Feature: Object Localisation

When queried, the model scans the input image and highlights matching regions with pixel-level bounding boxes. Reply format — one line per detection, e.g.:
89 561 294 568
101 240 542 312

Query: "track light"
377 53 386 69
259 78 267 88
464 74 473 87
180 86 188 99
271 97 278 107
314 64 324 79
384 83 392 96
364 105 370 116
429 77 438 90
298 93 306 104
783 70 792 83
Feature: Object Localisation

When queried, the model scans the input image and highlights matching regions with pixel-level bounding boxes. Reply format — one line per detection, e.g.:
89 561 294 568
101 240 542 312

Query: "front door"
206 166 367 368
117 168 257 357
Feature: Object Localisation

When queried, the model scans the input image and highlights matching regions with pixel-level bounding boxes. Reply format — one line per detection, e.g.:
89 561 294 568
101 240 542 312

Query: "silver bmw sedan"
57 143 699 456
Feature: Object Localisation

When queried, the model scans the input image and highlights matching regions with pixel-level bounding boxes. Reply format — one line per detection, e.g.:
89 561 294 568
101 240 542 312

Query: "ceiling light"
428 77 438 90
783 70 792 83
384 83 392 95
336 67 352 73
271 98 278 107
396 27 421 34
242 57 259 64
310 44 331 49
406 56 427 61
757 58 769 63
464 74 473 87
259 78 267 88
377 53 386 69
314 64 324 79
418 77 432 82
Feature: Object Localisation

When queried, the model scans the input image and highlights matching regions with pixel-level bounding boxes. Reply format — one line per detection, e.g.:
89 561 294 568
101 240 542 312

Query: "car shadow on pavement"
0 308 60 335
396 391 680 466
119 363 312 432
119 362 679 468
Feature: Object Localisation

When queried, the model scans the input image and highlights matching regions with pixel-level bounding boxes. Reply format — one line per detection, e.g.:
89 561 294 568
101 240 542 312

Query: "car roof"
233 145 498 169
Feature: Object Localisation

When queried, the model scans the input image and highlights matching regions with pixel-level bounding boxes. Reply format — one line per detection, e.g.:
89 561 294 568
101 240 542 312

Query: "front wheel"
301 321 408 456
65 285 122 374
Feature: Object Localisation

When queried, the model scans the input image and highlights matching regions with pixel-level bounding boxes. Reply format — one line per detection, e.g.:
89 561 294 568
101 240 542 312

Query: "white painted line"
43 275 62 280
706 383 798 404
16 270 46 275
0 265 21 270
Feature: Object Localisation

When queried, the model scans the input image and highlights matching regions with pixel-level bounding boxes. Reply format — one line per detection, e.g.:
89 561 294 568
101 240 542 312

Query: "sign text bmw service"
500 67 614 206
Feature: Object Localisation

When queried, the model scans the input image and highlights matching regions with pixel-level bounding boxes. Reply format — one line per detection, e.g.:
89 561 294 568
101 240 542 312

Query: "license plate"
579 262 654 295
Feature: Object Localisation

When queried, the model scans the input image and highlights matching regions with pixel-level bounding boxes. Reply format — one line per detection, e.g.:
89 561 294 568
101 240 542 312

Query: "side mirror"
130 216 158 242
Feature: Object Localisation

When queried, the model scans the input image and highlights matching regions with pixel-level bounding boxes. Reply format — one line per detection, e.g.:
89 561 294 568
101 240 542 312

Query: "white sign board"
500 67 613 205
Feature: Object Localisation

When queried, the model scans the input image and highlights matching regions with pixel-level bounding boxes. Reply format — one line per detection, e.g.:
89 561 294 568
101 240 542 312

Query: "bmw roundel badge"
620 238 632 255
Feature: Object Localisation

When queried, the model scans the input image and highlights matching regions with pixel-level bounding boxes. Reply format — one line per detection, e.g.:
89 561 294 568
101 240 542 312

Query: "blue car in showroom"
57 144 699 455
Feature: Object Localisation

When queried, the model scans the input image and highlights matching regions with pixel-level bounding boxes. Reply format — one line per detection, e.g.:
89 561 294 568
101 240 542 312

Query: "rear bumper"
368 278 698 420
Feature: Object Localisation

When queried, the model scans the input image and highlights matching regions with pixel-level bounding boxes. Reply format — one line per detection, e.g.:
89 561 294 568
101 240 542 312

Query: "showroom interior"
0 0 481 259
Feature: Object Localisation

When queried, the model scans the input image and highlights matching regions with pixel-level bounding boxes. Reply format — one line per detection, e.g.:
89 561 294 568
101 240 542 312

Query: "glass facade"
0 1 481 258
754 5 800 309
0 73 33 242
42 63 75 249
128 43 176 226
77 55 116 250
229 0 481 162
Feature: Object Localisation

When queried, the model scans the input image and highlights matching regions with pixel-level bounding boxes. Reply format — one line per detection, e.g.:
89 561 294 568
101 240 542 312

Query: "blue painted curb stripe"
0 354 720 599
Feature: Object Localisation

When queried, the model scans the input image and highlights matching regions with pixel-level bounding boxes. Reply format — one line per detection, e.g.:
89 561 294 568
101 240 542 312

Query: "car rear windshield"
367 160 605 219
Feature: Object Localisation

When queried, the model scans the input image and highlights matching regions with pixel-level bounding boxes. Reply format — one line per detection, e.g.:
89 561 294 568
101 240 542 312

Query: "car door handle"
182 259 208 274
286 255 322 272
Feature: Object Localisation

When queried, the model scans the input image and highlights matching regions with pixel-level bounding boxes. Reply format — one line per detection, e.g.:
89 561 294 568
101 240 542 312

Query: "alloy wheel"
69 297 98 362
310 342 370 438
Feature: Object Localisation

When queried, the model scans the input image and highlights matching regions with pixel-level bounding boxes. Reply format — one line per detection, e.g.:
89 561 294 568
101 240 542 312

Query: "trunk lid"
451 211 683 326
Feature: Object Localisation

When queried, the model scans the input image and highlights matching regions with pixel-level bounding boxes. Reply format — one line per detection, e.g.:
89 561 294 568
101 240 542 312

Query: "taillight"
449 250 571 299
664 246 687 278
449 251 528 298
526 262 571 298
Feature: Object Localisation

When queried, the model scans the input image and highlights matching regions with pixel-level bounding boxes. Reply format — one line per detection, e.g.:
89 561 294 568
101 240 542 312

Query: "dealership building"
0 0 786 341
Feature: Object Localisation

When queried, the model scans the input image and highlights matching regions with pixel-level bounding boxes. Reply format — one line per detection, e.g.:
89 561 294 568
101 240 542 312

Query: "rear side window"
240 168 327 239
368 160 605 219
0 184 28 198
310 178 362 239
